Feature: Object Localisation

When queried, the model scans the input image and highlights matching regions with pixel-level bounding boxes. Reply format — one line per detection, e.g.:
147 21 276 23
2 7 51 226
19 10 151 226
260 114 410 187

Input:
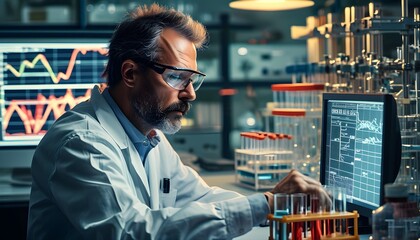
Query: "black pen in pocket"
162 178 170 193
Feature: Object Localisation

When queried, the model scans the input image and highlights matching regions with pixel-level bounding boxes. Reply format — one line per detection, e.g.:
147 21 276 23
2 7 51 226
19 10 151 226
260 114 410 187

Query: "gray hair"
103 3 208 88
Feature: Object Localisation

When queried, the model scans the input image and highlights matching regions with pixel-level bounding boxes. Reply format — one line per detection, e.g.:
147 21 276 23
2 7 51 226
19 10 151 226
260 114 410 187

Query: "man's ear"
121 60 137 88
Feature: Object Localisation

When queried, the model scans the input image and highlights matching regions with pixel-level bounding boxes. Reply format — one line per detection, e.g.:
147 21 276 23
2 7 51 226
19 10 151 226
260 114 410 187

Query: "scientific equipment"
372 183 420 240
274 193 290 240
323 186 348 236
272 108 322 180
270 83 324 180
271 83 324 109
234 131 294 190
289 0 420 207
291 193 308 240
236 83 325 189
320 93 401 226
268 192 359 240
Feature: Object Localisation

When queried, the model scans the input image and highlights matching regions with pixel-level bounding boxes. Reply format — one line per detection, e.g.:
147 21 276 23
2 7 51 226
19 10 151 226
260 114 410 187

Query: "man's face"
131 28 198 134
131 90 190 134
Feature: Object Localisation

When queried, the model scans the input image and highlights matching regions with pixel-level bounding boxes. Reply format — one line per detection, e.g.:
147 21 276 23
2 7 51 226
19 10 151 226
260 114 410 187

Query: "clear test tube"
291 193 308 239
246 133 256 170
240 132 247 150
309 194 323 240
243 133 254 170
254 133 266 170
267 132 277 153
258 132 269 154
241 132 253 168
274 193 290 240
323 185 347 237
275 133 285 153
258 131 276 154
273 133 294 171
333 187 347 236
271 83 325 110
272 108 306 173
238 132 244 170
279 134 292 154
285 134 293 154
272 108 322 180
305 109 323 179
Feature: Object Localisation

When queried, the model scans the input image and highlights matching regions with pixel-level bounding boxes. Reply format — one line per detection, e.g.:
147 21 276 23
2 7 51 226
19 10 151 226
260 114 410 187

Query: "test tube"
324 185 347 236
309 194 323 240
274 193 290 240
271 83 324 110
291 193 307 240
334 187 347 235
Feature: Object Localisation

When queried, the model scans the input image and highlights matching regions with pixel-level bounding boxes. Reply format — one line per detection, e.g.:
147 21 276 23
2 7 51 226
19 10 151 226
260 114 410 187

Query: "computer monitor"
0 40 108 168
320 93 401 223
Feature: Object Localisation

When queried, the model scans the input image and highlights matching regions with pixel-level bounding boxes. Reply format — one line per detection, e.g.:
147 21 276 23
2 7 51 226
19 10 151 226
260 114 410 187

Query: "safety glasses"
134 58 206 91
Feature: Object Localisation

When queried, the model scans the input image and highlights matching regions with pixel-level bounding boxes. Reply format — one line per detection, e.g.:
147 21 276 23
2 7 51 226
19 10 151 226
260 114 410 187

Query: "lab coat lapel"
125 144 151 206
90 86 151 200
145 147 160 210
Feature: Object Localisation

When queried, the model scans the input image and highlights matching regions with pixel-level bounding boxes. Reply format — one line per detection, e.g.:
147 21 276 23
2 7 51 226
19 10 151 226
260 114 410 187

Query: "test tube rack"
267 211 360 240
235 132 294 190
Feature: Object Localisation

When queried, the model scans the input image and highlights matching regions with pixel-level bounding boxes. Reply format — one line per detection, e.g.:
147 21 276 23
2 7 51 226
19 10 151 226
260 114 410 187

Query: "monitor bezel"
320 93 401 219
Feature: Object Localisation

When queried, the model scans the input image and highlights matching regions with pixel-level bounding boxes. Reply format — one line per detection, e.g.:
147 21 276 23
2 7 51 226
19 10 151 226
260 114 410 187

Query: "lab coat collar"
90 85 151 199
91 85 128 150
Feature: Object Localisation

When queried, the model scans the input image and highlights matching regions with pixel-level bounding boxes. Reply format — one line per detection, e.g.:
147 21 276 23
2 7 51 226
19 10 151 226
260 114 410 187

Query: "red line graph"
5 48 108 83
3 89 91 135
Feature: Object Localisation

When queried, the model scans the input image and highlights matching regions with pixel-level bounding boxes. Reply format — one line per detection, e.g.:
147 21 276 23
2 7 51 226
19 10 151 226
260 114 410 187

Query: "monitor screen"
320 93 401 219
0 40 108 168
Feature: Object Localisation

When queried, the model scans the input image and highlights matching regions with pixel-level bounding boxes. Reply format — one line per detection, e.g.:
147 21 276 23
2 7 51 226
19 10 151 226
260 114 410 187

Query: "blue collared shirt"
102 88 158 163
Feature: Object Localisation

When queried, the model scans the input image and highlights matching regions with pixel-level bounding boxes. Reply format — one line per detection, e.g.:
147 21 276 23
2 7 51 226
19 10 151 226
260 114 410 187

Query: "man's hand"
264 169 331 213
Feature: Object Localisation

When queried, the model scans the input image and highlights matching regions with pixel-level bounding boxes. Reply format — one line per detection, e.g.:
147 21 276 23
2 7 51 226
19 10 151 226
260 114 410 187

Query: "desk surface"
0 169 31 202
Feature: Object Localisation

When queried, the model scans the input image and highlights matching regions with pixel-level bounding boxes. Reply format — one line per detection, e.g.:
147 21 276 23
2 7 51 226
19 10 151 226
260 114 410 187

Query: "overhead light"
229 0 314 11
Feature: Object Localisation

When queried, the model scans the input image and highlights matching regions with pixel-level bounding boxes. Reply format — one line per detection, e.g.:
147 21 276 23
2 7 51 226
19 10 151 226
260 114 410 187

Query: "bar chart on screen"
0 42 108 143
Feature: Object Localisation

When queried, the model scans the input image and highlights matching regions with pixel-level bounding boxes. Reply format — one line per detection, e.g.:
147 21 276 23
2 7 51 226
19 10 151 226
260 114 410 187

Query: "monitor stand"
349 215 372 235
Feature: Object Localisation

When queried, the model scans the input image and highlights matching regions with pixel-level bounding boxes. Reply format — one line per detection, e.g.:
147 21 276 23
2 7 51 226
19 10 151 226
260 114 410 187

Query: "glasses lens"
162 70 190 90
162 69 205 91
190 73 205 91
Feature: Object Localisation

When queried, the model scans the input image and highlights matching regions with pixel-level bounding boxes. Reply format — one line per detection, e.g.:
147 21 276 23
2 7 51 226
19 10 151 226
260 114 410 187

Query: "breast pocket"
159 189 177 208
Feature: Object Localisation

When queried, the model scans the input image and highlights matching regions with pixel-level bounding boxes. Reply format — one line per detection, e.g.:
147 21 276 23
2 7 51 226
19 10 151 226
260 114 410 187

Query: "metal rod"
351 6 366 59
401 0 410 114
414 8 420 114
402 0 408 18
344 7 351 57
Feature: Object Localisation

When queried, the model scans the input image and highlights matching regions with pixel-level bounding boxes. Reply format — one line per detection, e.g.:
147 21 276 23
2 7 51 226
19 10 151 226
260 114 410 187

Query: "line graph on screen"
5 48 108 84
0 43 108 143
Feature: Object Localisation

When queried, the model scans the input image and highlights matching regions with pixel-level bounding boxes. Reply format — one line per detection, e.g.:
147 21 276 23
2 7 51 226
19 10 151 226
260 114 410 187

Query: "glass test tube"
324 185 347 236
291 193 307 240
274 193 290 240
271 83 324 110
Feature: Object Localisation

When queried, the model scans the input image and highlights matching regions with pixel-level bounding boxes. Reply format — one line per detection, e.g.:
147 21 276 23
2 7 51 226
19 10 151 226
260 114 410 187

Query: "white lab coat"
27 86 267 240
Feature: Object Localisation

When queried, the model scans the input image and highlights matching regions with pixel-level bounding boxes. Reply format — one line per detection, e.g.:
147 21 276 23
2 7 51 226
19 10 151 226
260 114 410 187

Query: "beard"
131 95 190 135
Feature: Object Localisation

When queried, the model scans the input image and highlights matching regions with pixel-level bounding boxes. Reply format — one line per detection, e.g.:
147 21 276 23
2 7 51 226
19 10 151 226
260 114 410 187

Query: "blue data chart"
325 100 383 208
0 43 108 142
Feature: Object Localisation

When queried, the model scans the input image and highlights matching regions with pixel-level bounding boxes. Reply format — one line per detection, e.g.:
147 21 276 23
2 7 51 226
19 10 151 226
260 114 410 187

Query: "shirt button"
142 140 149 146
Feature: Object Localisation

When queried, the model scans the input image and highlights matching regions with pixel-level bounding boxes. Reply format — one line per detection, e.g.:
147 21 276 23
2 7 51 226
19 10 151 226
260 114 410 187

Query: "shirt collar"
102 88 160 149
